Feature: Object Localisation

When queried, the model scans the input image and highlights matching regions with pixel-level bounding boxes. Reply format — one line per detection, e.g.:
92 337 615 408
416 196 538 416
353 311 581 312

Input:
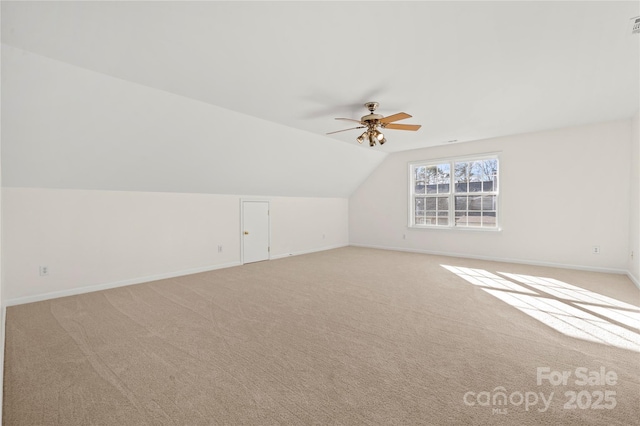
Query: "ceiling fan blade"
326 126 366 135
335 117 363 124
383 123 422 131
380 112 412 124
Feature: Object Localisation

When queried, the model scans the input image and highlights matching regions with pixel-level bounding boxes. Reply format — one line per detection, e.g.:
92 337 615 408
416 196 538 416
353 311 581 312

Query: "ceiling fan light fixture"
379 136 387 145
356 132 367 144
369 133 377 147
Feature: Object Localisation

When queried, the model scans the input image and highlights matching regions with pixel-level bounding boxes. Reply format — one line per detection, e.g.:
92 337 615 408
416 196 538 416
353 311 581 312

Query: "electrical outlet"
39 266 49 276
592 246 600 255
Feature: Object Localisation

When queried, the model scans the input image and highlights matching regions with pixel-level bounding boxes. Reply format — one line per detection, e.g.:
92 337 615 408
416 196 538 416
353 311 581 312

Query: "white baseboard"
627 271 640 290
4 261 242 307
270 244 349 260
350 243 629 275
7 244 635 307
5 244 349 307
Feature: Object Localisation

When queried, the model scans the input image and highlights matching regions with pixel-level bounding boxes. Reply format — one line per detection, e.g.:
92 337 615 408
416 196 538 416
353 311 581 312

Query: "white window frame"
408 153 501 231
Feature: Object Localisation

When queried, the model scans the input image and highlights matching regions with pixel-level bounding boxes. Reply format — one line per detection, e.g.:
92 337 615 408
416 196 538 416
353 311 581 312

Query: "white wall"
270 197 348 258
0 44 363 306
350 119 632 272
629 111 640 286
2 188 348 304
0 115 4 422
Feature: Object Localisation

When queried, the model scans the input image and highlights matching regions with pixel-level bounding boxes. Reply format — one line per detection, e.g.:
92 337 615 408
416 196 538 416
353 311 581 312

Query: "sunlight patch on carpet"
442 265 640 352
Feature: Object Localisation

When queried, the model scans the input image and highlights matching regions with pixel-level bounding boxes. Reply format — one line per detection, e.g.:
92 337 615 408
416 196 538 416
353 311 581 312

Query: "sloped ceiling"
2 45 386 197
1 1 639 196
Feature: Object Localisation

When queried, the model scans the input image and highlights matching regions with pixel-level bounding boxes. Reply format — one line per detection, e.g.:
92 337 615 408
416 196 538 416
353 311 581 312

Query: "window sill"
408 225 503 232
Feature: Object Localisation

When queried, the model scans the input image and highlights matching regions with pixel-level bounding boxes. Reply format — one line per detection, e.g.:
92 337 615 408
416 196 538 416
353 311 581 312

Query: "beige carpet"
3 247 639 425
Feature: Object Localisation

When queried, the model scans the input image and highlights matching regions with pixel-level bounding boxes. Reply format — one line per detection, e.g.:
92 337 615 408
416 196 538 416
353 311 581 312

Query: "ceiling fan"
326 102 421 146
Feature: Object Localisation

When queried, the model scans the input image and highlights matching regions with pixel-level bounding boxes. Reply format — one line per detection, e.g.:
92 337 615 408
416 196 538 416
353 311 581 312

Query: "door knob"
244 231 249 235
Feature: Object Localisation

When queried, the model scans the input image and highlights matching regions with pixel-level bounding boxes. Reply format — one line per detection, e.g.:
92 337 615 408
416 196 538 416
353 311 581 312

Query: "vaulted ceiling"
2 1 638 196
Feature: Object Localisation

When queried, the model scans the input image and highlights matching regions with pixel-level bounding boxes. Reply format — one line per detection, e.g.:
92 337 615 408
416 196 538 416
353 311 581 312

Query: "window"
410 155 499 229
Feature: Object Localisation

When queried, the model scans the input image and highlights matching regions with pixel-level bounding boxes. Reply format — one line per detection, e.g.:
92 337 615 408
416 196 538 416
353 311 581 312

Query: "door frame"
240 198 271 265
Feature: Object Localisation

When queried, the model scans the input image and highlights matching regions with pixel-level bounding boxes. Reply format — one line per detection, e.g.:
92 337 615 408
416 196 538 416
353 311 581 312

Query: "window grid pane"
412 157 498 229
418 195 450 226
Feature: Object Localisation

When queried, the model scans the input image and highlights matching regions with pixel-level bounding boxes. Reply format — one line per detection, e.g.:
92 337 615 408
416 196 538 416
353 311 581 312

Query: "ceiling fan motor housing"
362 102 382 123
361 113 383 123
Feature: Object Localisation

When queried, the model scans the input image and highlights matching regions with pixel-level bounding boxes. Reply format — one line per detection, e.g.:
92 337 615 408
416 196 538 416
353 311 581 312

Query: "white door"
242 201 270 264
